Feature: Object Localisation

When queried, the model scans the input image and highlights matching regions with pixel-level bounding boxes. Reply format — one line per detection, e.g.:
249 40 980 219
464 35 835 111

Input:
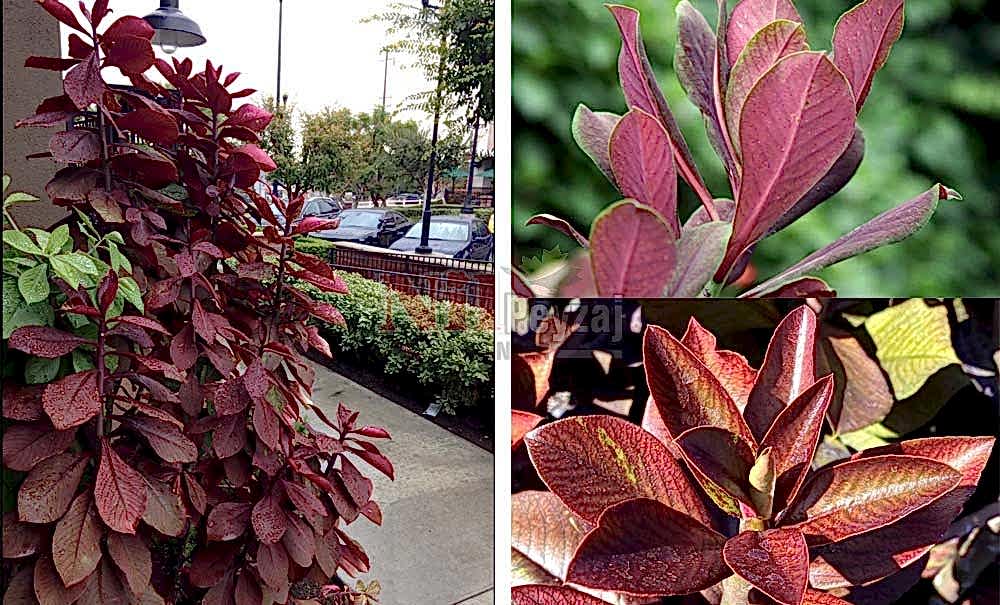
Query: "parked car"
385 193 423 207
313 209 412 247
301 196 342 221
390 215 494 260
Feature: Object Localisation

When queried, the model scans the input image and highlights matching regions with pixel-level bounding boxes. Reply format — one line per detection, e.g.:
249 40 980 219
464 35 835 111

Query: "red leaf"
225 103 273 131
115 109 179 146
252 399 280 451
809 437 995 589
512 585 607 605
34 555 90 604
566 498 730 596
37 0 88 33
351 446 394 480
9 326 90 358
781 454 961 544
52 491 103 586
94 438 147 534
833 0 905 112
142 478 185 537
644 324 755 444
104 34 154 74
235 572 263 605
3 568 34 604
17 451 89 523
282 480 328 520
676 426 757 516
281 513 315 567
251 489 287 544
2 512 47 558
590 200 677 297
43 370 101 430
97 269 118 312
2 383 45 421
292 216 339 235
201 570 236 605
306 325 332 357
512 410 543 449
2 421 76 471
213 413 247 458
726 0 802 66
525 415 711 525
680 317 757 408
760 375 835 511
123 416 198 463
213 378 251 415
206 502 252 541
183 472 207 515
606 5 714 209
355 425 391 439
112 315 169 334
63 52 104 109
103 15 155 43
107 532 151 596
723 52 855 277
609 110 679 235
512 490 594 582
187 542 238 588
744 305 818 441
169 324 198 372
255 541 289 591
25 55 81 70
50 128 101 164
232 143 276 172
287 267 348 294
109 153 178 189
723 528 808 605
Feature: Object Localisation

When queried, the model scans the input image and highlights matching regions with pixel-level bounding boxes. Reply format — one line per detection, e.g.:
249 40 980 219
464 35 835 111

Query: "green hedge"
396 206 494 223
296 271 494 415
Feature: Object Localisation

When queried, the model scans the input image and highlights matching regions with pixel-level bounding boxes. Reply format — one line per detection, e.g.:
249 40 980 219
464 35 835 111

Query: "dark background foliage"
512 0 1000 296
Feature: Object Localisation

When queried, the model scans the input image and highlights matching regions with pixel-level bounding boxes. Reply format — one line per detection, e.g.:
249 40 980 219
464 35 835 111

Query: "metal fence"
324 243 495 310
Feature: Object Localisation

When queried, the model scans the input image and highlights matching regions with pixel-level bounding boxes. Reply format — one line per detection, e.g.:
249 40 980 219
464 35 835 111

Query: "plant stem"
95 317 107 441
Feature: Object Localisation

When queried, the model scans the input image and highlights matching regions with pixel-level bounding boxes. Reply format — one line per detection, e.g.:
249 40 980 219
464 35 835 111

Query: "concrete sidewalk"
311 364 495 604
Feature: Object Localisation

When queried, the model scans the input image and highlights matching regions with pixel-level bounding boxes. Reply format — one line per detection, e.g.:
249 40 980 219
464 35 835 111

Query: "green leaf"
3 230 43 255
17 262 49 304
838 423 899 451
108 243 131 273
72 349 95 372
882 365 971 436
48 255 85 289
106 231 125 245
2 175 9 192
864 298 961 399
45 225 71 255
118 276 143 313
25 356 60 384
3 276 53 338
25 229 50 252
58 253 99 275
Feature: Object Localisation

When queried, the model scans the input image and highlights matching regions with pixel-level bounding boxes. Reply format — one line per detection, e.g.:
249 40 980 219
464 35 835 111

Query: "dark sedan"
389 216 494 260
313 209 412 247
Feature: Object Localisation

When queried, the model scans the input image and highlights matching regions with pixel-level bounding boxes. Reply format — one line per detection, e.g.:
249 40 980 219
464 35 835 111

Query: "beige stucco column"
3 0 67 227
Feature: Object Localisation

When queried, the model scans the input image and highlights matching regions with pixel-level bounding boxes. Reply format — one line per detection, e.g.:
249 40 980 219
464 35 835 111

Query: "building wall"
3 0 66 227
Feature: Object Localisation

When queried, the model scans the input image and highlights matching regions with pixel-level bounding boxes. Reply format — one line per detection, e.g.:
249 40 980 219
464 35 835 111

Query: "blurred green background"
513 0 1000 296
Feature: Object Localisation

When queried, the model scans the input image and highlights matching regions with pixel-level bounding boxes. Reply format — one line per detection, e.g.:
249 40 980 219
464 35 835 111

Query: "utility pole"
461 97 482 215
382 49 390 110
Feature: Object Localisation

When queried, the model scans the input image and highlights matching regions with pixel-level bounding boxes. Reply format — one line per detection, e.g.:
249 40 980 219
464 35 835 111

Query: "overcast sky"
61 0 435 124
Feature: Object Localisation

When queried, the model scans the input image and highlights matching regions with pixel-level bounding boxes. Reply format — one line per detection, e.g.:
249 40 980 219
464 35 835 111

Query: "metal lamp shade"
143 1 206 50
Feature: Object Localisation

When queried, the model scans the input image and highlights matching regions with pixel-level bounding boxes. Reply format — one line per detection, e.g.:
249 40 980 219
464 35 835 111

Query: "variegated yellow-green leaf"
865 299 960 399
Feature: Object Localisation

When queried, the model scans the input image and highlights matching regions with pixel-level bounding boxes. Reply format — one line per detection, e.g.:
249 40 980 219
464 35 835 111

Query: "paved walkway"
310 363 495 604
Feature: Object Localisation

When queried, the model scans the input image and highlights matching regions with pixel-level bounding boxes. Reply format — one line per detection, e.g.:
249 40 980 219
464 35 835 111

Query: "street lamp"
142 0 206 55
416 0 445 254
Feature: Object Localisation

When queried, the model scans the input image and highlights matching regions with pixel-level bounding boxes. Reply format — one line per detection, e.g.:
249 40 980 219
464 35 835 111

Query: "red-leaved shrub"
3 2 392 603
512 306 993 605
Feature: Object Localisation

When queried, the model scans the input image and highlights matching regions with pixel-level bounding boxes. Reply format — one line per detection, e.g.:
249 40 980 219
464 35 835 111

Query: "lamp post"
415 0 446 255
276 0 284 105
461 100 481 215
142 0 206 54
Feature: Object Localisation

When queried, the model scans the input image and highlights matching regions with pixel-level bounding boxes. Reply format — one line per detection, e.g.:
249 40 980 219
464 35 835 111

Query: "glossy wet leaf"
52 491 103 586
17 450 89 523
590 200 676 297
680 317 757 408
782 454 961 544
95 437 147 534
512 490 593 582
723 528 808 605
525 415 710 525
760 375 835 512
512 585 607 605
676 426 757 516
819 329 893 434
42 370 101 430
744 306 818 442
644 325 754 444
566 498 730 596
